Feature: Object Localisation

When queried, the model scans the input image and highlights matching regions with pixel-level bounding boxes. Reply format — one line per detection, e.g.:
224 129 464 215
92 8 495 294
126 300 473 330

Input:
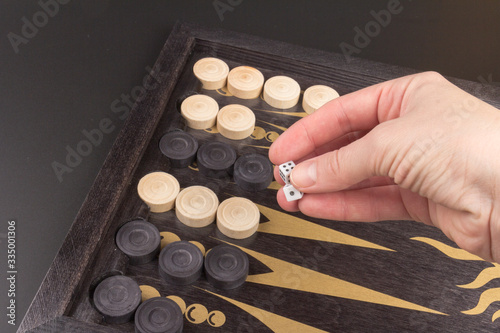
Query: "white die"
279 161 296 184
283 184 303 201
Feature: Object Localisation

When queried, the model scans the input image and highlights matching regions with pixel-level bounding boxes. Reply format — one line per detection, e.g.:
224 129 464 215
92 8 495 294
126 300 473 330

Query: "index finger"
269 74 414 165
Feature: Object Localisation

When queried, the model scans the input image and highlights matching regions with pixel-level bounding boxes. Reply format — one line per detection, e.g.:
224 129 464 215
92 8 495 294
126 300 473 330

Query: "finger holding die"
279 161 295 184
283 184 303 201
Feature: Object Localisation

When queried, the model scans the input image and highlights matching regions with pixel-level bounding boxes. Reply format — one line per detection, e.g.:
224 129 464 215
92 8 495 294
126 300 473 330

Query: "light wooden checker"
193 57 230 90
216 197 260 239
263 75 301 109
302 85 340 114
181 94 219 129
175 186 219 227
227 66 265 99
217 104 256 140
137 172 180 213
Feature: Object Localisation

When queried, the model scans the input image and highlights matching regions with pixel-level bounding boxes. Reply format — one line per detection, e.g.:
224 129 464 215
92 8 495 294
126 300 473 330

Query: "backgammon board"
19 22 500 333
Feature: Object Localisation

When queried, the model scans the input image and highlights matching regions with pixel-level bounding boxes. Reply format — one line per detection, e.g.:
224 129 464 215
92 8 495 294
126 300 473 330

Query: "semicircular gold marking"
203 125 219 134
167 295 187 314
139 285 160 302
216 86 232 96
186 303 208 324
207 310 226 327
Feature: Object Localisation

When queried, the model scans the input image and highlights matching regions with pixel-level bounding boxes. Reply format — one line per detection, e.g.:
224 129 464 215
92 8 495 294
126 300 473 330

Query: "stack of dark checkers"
197 141 237 179
158 241 204 285
135 297 184 333
116 219 161 265
92 275 142 324
234 153 274 192
204 244 249 290
159 130 199 168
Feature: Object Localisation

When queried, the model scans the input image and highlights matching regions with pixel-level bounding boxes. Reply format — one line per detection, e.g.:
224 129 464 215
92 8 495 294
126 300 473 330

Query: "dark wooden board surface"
19 22 500 333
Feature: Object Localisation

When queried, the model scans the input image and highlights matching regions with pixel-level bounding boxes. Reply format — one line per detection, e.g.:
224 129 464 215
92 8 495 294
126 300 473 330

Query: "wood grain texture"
29 317 125 333
19 22 500 333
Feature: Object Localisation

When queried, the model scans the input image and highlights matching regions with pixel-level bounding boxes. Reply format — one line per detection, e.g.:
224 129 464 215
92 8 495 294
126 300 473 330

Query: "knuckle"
365 124 393 176
420 71 445 82
451 213 492 261
324 150 342 179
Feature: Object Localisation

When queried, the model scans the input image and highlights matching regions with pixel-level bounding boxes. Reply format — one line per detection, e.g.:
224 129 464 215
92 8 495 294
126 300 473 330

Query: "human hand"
269 72 500 262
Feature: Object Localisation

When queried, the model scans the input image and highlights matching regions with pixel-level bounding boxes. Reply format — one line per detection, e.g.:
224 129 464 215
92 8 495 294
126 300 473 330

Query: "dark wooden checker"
19 22 500 333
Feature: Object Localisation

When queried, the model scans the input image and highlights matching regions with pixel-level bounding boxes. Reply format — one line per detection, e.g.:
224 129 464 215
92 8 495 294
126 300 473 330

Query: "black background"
1 1 499 332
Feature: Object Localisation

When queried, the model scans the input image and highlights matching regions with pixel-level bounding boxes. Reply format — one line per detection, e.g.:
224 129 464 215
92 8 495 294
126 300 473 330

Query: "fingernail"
291 161 317 188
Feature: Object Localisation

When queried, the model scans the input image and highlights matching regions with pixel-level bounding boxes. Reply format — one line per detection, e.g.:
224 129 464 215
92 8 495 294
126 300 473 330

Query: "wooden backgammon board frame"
19 22 500 333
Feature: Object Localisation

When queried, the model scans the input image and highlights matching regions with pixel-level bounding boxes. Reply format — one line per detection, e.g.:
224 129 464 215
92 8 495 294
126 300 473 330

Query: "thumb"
290 129 386 193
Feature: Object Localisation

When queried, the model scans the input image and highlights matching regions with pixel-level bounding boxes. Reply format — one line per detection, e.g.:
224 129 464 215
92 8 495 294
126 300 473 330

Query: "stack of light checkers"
181 93 256 141
187 57 260 141
137 171 262 240
193 57 340 114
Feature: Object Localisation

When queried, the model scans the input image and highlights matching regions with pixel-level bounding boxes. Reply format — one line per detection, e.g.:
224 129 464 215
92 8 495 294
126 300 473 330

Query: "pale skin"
269 72 500 263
